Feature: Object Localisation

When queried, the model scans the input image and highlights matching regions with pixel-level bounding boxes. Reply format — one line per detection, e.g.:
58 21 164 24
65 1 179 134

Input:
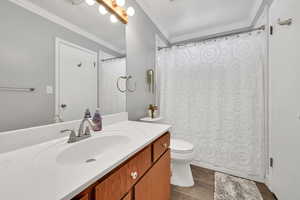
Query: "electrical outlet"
46 86 53 94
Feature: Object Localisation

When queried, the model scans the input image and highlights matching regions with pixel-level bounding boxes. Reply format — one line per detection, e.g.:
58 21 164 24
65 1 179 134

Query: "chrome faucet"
61 109 96 143
78 109 96 137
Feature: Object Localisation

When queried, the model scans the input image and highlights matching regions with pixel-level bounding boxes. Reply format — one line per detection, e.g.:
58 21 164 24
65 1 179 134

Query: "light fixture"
110 14 118 23
98 4 108 15
127 7 135 16
116 0 126 7
77 0 130 24
85 0 96 6
96 0 128 24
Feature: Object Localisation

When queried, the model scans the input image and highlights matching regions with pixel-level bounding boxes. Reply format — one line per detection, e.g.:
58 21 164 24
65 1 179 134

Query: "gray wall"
126 0 168 121
0 1 118 132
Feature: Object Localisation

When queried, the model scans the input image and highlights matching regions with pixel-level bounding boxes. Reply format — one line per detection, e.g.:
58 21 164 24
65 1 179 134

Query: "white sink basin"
56 135 130 165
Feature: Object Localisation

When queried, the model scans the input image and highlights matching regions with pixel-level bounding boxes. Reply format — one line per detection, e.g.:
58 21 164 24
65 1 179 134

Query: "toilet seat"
171 139 194 154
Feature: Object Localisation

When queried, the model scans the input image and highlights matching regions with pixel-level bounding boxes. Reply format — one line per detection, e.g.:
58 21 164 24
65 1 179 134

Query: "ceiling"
136 0 264 43
25 0 126 54
13 0 265 54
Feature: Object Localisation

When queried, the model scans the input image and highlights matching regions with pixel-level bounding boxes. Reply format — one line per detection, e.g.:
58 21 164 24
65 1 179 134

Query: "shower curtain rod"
158 25 266 51
101 56 126 62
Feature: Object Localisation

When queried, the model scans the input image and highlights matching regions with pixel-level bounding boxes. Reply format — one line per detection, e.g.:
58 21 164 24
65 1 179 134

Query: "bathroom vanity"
73 132 170 200
0 114 171 200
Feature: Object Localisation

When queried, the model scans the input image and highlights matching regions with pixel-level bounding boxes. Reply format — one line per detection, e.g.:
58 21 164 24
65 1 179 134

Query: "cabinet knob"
131 171 138 180
163 143 168 148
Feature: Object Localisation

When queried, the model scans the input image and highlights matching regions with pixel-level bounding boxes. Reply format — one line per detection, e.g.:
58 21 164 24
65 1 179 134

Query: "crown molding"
8 0 124 55
170 20 250 44
173 0 272 44
136 0 268 45
249 0 265 27
251 0 273 27
171 0 265 44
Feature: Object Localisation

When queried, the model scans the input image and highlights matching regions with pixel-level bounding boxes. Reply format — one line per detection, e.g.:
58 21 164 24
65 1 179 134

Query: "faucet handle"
84 109 91 119
61 129 77 143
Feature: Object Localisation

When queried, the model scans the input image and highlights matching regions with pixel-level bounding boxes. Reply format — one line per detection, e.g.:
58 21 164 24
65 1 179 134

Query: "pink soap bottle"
92 108 102 131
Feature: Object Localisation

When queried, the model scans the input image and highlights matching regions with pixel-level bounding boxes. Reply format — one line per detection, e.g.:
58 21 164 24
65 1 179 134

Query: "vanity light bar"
96 0 128 24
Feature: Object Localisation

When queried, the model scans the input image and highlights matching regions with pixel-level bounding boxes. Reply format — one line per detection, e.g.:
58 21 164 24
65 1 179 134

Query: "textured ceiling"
136 0 263 43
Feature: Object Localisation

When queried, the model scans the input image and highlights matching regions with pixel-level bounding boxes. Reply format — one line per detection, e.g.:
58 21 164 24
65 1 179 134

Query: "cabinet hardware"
278 18 292 26
131 172 138 180
270 26 273 35
270 157 274 168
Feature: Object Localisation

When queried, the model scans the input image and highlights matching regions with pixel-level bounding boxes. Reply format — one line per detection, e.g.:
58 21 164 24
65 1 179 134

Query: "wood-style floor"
171 165 275 200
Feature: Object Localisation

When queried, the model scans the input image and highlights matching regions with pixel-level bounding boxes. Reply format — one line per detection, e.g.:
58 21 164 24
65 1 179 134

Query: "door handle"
61 104 67 108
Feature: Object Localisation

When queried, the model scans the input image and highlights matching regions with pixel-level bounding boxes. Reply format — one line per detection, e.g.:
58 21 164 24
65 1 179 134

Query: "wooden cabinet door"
95 162 129 200
153 132 170 162
127 146 152 186
122 191 132 200
135 150 171 200
95 146 151 200
77 193 89 200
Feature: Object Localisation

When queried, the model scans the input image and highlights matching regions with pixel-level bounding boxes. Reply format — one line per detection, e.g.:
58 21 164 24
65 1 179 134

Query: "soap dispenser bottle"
92 108 102 131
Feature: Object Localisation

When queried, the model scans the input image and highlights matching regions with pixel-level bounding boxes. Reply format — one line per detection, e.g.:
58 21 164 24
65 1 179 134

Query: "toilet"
170 139 195 187
139 117 195 187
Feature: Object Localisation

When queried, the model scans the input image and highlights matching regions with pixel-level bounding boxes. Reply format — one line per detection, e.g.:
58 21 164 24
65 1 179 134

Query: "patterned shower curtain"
157 32 267 181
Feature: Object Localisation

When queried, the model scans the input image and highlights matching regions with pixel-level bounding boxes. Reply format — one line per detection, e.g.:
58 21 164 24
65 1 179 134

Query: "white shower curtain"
157 32 267 181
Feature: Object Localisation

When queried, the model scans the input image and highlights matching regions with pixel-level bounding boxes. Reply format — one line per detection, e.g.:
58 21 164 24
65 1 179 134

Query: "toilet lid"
170 139 194 154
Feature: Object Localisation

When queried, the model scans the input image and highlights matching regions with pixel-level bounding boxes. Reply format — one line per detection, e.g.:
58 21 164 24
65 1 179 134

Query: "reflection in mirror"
0 0 127 132
99 52 126 115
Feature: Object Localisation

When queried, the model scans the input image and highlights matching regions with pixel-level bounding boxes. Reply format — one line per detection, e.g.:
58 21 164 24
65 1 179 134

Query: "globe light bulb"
98 5 108 15
126 7 135 17
85 0 95 6
110 14 118 23
116 0 126 7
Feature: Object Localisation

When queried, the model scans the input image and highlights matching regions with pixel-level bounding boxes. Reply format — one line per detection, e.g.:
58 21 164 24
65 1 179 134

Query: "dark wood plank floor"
171 165 275 200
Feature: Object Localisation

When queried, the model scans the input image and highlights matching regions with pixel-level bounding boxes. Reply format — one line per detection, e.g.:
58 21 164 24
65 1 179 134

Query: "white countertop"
0 121 171 200
140 117 163 122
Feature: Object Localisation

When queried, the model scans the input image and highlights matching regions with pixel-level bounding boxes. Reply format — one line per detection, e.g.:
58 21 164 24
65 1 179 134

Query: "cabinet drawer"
127 146 152 186
95 146 151 200
153 132 170 162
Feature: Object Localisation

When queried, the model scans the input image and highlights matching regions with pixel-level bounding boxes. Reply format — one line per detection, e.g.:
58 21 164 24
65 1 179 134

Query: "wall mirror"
0 0 128 132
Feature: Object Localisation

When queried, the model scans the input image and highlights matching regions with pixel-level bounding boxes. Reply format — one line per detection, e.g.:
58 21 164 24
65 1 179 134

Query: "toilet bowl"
170 139 195 187
139 117 195 187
